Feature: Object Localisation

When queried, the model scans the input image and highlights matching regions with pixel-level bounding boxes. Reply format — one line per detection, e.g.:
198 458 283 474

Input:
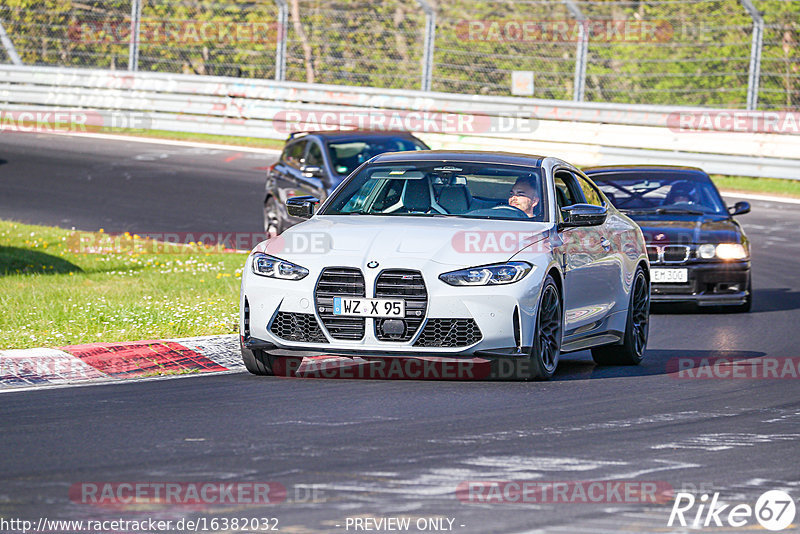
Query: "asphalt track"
1 133 800 533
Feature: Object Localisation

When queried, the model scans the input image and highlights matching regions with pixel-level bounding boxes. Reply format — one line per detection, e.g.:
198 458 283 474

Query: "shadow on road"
554 349 767 381
250 348 767 382
750 288 800 313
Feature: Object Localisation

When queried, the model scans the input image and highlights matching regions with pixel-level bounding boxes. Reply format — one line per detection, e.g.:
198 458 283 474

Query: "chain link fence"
0 0 797 110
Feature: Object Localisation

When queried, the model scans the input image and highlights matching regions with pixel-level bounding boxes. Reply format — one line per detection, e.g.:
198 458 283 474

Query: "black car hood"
628 214 742 246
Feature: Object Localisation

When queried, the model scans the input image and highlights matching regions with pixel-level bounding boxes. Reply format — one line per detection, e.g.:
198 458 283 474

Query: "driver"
667 181 698 204
508 176 541 217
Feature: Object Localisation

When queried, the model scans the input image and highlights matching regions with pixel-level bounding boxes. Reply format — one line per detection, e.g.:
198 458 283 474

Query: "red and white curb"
0 335 244 393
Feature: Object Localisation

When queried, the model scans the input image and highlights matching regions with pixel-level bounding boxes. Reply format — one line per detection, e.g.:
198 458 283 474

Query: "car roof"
370 150 545 166
583 165 710 181
288 130 425 142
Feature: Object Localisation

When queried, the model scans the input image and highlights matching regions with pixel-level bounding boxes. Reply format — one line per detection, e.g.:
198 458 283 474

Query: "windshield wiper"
653 208 706 215
622 207 706 215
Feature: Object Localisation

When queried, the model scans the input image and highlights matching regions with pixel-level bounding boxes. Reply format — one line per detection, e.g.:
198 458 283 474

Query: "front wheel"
525 275 563 380
241 343 276 376
592 266 649 365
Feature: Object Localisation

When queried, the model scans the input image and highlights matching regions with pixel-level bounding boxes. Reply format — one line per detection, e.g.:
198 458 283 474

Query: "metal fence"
0 0 797 110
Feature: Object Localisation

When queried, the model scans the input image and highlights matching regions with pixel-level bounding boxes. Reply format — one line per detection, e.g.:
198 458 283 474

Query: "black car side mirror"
559 204 608 228
728 201 751 216
286 195 320 219
301 165 323 178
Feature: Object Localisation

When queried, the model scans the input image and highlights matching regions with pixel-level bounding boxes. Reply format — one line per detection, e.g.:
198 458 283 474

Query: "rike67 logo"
668 490 796 531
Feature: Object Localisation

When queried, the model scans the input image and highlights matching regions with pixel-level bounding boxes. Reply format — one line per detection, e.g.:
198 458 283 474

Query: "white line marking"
39 131 282 154
721 190 800 205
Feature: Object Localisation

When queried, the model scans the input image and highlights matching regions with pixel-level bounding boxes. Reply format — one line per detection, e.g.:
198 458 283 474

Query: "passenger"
508 176 541 217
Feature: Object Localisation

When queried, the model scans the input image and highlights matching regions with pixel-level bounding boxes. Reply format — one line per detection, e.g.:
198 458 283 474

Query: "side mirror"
301 165 323 178
559 204 608 228
286 195 320 219
728 201 750 216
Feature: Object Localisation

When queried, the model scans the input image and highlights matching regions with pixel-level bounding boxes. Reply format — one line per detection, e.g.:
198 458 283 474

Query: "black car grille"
270 312 328 343
413 319 483 347
315 267 366 340
374 270 427 342
663 245 690 263
648 245 691 264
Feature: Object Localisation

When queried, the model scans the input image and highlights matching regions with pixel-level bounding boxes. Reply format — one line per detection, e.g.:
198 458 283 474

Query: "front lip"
649 261 750 305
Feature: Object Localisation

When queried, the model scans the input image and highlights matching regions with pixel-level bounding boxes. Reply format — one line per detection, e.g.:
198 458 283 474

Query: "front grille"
374 270 427 341
646 246 660 262
270 312 328 343
663 245 690 263
315 267 366 340
414 319 483 348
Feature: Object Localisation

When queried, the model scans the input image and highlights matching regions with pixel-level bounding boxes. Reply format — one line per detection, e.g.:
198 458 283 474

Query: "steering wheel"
491 205 528 217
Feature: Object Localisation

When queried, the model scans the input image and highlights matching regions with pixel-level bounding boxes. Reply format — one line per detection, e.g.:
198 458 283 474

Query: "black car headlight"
698 243 748 260
251 253 309 280
439 262 532 286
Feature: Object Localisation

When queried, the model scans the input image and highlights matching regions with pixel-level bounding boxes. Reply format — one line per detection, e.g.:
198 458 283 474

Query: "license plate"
652 268 688 283
333 297 405 317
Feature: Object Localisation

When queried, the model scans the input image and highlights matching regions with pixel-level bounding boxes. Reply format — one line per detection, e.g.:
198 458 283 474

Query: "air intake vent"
414 319 482 348
270 312 328 343
374 270 427 342
315 267 366 340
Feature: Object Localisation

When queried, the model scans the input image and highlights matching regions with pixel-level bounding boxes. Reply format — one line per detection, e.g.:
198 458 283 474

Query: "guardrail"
1 65 798 179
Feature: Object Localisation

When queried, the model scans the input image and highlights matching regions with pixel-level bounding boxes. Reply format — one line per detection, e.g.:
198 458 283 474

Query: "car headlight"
251 253 309 280
715 243 748 260
439 262 532 286
698 244 716 259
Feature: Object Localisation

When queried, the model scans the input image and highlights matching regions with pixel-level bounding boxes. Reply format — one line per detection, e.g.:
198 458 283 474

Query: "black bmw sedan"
584 165 752 312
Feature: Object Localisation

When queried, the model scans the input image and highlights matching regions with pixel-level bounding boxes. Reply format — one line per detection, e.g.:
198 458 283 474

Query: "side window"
305 142 324 167
554 170 581 209
284 141 307 168
577 175 604 207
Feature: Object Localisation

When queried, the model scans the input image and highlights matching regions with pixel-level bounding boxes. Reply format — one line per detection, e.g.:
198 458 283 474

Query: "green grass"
711 175 800 199
0 221 246 350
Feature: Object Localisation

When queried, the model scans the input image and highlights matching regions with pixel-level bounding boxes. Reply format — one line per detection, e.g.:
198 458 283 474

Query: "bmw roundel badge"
367 261 379 269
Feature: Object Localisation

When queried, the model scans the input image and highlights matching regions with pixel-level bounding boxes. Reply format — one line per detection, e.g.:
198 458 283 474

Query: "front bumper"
650 260 750 306
241 260 550 357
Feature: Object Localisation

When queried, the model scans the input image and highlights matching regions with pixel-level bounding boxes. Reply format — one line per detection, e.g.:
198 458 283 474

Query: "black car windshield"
327 138 426 176
591 173 726 215
322 161 546 221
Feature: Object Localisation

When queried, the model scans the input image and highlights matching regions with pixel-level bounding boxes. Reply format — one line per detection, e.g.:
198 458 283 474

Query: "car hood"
629 214 741 245
255 215 553 269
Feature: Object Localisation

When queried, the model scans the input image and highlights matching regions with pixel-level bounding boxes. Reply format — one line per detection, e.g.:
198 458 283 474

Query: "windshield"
322 162 546 221
327 138 426 176
591 173 726 215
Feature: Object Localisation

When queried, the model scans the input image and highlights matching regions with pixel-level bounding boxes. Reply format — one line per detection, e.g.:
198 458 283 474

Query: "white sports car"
240 151 650 380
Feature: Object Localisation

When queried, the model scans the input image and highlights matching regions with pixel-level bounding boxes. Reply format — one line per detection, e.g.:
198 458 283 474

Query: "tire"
524 275 563 380
592 266 649 366
241 344 276 376
263 196 283 238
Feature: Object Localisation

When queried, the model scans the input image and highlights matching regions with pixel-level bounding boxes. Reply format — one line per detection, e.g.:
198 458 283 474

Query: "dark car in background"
584 165 752 312
263 130 429 235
